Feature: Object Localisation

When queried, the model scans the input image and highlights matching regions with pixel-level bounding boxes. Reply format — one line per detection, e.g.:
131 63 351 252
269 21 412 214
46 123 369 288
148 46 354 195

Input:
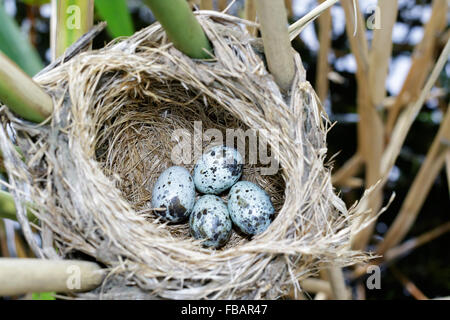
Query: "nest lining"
94 91 287 246
0 13 372 299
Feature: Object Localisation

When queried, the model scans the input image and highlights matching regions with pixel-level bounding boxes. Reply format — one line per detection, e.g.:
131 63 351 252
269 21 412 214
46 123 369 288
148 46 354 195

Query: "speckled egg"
151 166 195 223
189 195 232 248
193 145 244 195
227 181 275 235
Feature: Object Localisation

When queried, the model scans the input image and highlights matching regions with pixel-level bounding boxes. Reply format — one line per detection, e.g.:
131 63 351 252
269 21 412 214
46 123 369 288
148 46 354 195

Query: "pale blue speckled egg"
227 181 275 235
193 145 243 195
189 195 232 248
151 166 196 223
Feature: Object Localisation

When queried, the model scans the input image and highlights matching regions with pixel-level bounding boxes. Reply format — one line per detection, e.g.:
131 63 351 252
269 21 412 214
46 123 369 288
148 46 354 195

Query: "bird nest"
0 13 372 299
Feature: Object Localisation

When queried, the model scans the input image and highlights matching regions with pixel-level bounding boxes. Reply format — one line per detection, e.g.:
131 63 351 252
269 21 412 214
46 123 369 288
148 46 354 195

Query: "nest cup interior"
94 79 286 247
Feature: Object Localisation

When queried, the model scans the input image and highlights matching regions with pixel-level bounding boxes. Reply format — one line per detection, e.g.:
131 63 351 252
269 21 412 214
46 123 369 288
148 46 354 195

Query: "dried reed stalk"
377 103 450 254
341 0 384 250
0 258 105 296
13 233 29 258
300 278 333 296
298 277 351 298
314 292 328 300
332 153 363 186
390 266 429 300
244 0 257 36
326 267 350 300
384 222 450 262
380 38 450 182
218 0 228 12
200 0 213 10
285 0 293 19
353 222 450 279
368 0 398 109
315 0 333 102
385 0 448 136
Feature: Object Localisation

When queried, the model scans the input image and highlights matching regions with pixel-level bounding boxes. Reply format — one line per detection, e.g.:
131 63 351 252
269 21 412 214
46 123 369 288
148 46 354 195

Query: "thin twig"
288 0 339 41
352 222 450 279
384 222 450 262
390 266 429 300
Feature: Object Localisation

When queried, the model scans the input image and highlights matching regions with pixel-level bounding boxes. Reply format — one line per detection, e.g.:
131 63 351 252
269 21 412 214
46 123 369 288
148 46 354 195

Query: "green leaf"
32 292 56 300
94 0 134 38
0 3 43 76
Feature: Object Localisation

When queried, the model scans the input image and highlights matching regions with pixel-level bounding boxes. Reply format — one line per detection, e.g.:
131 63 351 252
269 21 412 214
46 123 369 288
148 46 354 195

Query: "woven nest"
0 13 372 299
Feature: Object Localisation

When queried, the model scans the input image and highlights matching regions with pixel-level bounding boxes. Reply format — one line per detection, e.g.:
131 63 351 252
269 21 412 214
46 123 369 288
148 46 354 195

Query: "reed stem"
255 0 295 91
51 0 94 61
0 190 36 222
143 0 212 59
0 52 53 123
0 258 105 296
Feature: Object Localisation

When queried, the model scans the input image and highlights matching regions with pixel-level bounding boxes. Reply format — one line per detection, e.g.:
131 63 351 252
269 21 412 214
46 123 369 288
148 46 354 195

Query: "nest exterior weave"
0 13 372 299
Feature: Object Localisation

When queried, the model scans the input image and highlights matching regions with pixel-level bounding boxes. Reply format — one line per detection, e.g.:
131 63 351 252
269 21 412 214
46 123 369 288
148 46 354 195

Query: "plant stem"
288 0 339 41
0 51 53 123
244 0 257 37
218 0 228 11
143 0 212 59
0 190 36 222
0 146 25 174
94 0 135 38
0 190 17 221
315 0 333 102
254 0 295 91
200 0 213 10
0 258 105 296
51 0 94 61
326 267 350 300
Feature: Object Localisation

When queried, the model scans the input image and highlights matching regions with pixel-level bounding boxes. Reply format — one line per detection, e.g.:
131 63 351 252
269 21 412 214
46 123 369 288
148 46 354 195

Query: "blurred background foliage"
0 0 448 299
